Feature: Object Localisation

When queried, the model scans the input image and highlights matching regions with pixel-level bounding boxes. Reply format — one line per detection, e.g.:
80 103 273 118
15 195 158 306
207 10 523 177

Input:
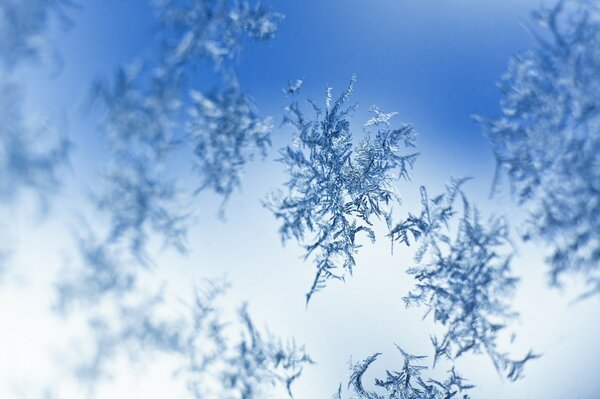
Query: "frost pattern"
57 2 298 395
389 180 538 381
55 232 136 311
333 346 474 399
186 284 312 398
75 280 311 398
477 0 600 298
156 0 283 68
90 0 283 258
0 0 71 204
91 67 187 258
0 0 71 272
0 0 72 69
188 85 272 206
0 80 69 204
267 76 418 303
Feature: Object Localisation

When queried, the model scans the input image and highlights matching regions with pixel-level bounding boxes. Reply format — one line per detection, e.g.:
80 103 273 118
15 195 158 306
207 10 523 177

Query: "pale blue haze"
1 1 599 398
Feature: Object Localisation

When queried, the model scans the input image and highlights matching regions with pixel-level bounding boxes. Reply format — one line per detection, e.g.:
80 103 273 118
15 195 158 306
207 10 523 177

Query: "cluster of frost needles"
389 179 538 381
61 0 284 347
89 0 283 261
0 0 72 273
267 76 418 304
0 0 71 205
55 1 313 396
3 0 598 397
477 0 600 299
333 345 474 399
73 279 312 398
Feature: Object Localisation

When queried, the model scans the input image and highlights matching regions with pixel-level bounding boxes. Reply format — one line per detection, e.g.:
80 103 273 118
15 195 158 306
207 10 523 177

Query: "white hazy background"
1 0 599 398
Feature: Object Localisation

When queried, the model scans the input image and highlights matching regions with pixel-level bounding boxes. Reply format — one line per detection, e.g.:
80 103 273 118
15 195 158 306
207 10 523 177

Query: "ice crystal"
334 345 474 399
92 67 187 257
155 0 283 69
0 0 71 205
389 179 538 381
477 0 600 298
0 0 73 69
75 279 311 398
0 80 69 204
188 85 272 206
267 76 418 303
89 0 282 257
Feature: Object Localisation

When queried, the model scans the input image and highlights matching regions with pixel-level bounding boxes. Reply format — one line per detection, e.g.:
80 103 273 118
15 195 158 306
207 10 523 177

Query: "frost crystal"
75 279 311 398
156 0 283 68
477 0 600 298
92 67 187 257
267 76 418 303
189 85 272 206
0 80 69 204
89 0 282 259
334 346 474 399
0 0 71 205
0 0 72 69
389 180 538 381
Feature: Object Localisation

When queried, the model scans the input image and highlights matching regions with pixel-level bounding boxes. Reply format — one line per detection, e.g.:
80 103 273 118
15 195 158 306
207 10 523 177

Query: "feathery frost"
477 0 600 298
156 0 283 68
90 0 283 261
73 279 311 398
0 80 69 204
0 0 73 69
267 76 418 303
0 0 71 270
60 2 298 394
389 179 538 381
92 67 188 258
333 346 474 399
0 0 71 204
189 85 272 206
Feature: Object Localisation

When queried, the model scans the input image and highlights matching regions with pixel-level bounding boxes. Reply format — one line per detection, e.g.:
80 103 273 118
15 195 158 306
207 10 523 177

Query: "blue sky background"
3 0 600 398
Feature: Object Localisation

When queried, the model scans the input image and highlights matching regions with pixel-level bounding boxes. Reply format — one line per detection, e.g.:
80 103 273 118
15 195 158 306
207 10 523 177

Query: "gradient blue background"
3 1 600 398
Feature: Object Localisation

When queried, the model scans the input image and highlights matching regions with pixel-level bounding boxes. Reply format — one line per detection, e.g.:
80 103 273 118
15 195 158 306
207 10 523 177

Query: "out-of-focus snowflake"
0 0 71 205
156 0 283 69
0 81 69 204
188 85 272 208
72 279 311 398
477 0 600 298
0 0 73 69
91 66 187 258
88 0 283 260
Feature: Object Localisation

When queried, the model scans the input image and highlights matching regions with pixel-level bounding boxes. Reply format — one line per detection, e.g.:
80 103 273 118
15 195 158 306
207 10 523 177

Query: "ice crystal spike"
336 345 474 399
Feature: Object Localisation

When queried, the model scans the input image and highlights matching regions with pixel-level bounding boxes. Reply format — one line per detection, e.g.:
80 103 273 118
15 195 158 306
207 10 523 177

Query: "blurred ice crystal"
478 0 600 298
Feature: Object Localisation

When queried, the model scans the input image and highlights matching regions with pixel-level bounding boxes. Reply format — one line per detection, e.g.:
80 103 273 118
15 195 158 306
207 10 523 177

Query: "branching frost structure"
156 0 282 68
0 0 70 204
188 86 272 205
389 180 538 381
187 285 313 398
63 2 295 394
333 346 474 399
477 0 600 297
0 80 69 204
76 279 311 398
0 0 71 272
91 0 283 258
0 0 73 69
268 76 418 303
